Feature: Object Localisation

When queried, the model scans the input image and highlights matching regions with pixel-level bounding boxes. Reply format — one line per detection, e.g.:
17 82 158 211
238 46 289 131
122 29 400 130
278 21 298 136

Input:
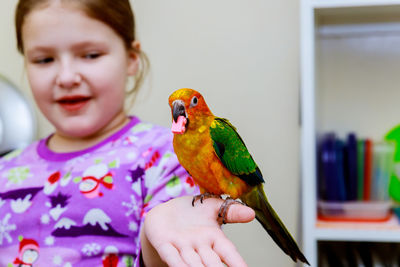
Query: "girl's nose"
56 61 82 88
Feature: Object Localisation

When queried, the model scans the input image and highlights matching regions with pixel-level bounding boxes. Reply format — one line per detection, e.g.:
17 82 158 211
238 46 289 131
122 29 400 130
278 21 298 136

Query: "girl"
0 0 255 266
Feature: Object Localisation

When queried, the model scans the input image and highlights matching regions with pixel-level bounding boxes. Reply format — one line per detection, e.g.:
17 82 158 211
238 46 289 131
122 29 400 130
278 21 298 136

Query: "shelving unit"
300 1 400 266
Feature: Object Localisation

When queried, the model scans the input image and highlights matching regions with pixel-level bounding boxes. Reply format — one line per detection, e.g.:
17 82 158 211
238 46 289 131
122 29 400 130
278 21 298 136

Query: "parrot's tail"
242 184 310 265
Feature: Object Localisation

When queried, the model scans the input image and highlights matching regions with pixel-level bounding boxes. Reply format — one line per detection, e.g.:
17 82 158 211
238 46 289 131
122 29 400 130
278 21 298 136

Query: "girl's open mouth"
57 96 91 112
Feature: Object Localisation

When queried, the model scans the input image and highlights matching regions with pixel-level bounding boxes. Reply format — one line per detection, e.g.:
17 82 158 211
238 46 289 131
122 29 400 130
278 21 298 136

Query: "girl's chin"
53 120 104 139
48 111 126 139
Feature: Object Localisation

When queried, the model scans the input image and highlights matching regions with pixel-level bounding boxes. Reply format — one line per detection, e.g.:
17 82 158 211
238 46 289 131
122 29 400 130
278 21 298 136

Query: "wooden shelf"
312 0 400 8
316 215 400 242
301 0 400 265
314 3 400 26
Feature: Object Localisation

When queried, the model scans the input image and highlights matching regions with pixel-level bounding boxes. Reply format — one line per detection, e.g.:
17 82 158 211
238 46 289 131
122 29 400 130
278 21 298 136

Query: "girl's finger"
157 243 188 267
196 245 225 267
213 238 248 267
223 202 255 224
179 246 204 267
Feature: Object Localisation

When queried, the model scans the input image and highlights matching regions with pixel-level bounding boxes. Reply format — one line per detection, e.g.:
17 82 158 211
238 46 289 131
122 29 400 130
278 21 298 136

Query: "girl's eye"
34 57 54 64
190 96 198 107
83 53 101 59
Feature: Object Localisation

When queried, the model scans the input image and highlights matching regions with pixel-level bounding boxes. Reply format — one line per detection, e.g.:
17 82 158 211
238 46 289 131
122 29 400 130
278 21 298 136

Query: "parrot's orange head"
168 88 213 134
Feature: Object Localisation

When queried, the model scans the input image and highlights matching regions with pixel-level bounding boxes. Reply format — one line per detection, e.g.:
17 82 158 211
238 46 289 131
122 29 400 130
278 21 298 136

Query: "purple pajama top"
0 117 198 267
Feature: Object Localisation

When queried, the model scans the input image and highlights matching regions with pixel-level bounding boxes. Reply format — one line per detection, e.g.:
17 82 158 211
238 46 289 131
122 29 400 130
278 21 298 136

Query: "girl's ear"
127 40 141 76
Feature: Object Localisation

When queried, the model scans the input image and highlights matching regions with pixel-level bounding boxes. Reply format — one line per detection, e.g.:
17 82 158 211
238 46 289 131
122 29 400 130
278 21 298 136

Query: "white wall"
317 27 400 140
0 0 301 266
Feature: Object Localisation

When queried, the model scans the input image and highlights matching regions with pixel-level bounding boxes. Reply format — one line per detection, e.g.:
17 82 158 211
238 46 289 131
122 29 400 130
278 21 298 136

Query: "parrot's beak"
172 100 186 122
171 100 189 134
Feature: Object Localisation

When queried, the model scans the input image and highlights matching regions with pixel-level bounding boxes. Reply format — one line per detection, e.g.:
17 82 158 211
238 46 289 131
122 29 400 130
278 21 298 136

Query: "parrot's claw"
192 193 222 206
218 197 244 224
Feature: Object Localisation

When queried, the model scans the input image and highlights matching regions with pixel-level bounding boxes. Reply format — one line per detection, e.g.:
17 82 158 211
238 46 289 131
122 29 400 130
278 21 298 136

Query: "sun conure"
168 88 309 265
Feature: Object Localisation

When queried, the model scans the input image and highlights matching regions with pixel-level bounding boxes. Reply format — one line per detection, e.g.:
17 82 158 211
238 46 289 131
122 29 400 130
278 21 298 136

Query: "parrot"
168 88 309 265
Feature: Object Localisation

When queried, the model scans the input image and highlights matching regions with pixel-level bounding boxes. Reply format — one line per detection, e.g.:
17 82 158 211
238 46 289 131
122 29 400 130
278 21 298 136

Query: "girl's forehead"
22 4 123 52
24 2 106 32
23 5 88 34
27 0 86 19
24 0 98 31
32 0 84 11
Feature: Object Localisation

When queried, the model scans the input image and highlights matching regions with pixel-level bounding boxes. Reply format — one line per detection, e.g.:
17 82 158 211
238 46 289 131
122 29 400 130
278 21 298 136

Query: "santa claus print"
13 238 40 266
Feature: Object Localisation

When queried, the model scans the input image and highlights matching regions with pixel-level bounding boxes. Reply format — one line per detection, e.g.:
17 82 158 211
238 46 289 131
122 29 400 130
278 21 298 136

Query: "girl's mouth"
57 96 91 112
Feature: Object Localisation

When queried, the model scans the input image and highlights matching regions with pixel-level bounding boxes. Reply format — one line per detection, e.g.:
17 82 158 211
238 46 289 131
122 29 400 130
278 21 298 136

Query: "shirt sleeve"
143 152 198 212
133 145 199 266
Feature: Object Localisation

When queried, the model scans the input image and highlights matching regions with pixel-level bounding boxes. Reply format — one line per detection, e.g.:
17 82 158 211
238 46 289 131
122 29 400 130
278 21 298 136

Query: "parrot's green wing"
210 117 264 186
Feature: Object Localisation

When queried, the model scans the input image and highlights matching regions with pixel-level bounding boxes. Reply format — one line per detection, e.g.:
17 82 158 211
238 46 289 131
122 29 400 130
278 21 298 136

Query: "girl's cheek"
28 65 54 84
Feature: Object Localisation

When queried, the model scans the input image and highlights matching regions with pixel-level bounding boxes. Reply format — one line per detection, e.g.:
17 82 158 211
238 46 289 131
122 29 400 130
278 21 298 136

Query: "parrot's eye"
190 96 198 107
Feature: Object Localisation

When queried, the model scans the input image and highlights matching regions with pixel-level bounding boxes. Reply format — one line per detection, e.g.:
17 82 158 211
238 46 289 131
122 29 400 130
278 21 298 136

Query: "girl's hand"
140 195 255 267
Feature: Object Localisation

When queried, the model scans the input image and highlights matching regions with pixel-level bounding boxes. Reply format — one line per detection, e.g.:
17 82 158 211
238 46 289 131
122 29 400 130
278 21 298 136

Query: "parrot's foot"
218 198 244 224
192 193 222 206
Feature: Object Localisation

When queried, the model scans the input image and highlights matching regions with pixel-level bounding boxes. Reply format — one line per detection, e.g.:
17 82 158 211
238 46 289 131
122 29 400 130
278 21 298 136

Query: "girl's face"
22 3 138 139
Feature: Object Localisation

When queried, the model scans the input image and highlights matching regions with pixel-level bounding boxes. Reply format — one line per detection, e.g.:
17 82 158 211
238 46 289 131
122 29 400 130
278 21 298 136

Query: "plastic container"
318 201 392 222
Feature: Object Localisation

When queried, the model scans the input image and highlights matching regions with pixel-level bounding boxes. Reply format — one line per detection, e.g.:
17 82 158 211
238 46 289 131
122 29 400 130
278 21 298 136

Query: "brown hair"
15 0 149 103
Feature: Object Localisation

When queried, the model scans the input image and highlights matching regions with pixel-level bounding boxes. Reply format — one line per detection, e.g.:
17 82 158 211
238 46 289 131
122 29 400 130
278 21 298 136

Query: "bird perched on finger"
168 88 309 265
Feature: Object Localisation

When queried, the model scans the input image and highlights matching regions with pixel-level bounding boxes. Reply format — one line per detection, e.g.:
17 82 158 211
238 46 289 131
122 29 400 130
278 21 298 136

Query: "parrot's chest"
173 130 222 192
174 131 213 170
173 126 251 198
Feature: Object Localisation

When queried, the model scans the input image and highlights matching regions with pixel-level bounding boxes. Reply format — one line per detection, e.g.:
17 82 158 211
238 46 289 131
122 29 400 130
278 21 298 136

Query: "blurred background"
0 0 301 266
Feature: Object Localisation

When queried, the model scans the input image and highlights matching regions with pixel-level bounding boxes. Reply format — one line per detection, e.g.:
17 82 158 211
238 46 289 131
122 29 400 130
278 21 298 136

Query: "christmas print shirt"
0 117 198 267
